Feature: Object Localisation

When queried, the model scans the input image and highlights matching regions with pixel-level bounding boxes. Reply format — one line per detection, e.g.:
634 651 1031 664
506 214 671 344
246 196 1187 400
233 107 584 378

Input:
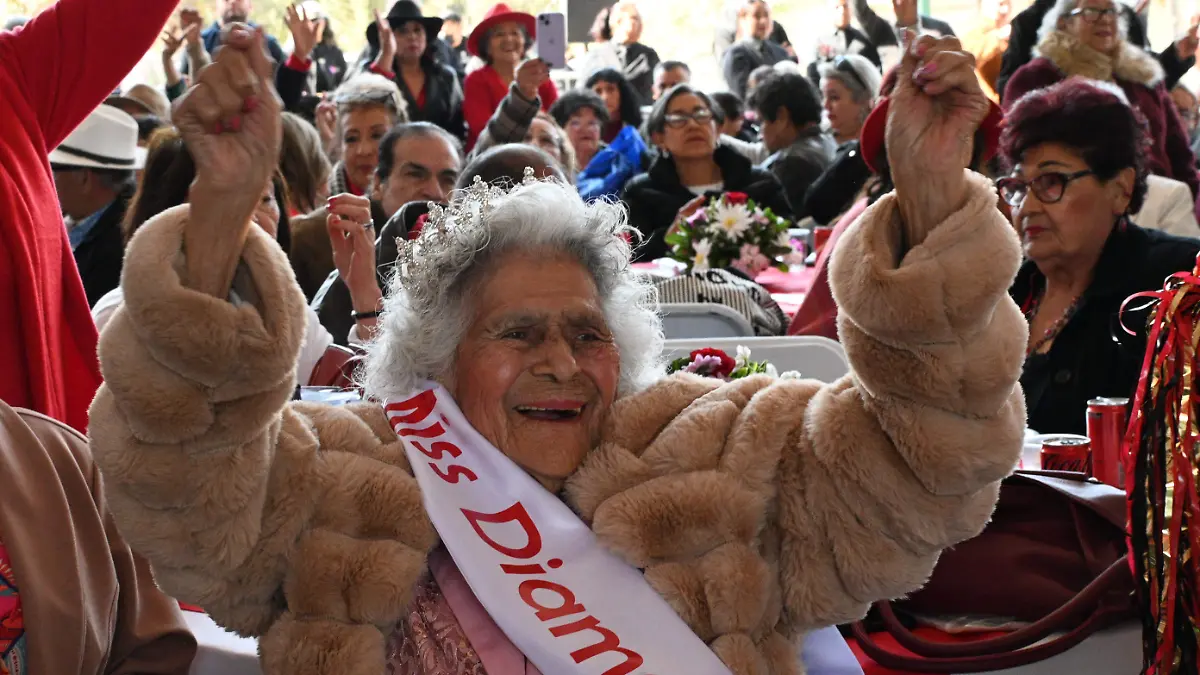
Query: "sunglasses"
663 108 715 128
833 55 869 93
995 170 1095 207
1067 6 1119 22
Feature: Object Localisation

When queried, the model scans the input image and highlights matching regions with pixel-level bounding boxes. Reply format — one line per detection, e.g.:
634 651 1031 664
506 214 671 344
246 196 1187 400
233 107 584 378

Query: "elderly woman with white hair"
1004 0 1200 201
818 52 882 146
89 28 1026 675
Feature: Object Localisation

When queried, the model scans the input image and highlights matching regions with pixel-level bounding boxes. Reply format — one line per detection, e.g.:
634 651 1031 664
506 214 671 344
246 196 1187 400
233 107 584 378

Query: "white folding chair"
658 302 755 339
663 336 850 384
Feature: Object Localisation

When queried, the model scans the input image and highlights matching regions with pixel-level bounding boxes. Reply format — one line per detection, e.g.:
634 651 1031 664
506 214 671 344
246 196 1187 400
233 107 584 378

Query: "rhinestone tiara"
393 167 540 288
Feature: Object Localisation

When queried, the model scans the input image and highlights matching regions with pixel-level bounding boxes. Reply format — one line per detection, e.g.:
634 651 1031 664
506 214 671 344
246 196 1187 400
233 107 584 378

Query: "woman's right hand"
285 3 323 62
174 25 283 297
371 10 397 76
667 195 707 238
515 58 550 101
886 32 988 240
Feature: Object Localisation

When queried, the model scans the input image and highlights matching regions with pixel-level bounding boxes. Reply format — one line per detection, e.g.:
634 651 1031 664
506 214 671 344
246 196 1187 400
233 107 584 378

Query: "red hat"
859 96 1005 174
467 3 537 58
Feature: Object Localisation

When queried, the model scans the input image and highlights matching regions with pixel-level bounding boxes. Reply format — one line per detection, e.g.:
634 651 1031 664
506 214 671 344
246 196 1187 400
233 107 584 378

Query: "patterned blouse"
0 537 26 674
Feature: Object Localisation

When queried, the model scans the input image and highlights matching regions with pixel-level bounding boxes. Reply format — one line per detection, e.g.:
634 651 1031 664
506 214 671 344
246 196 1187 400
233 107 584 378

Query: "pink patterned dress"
0 537 26 675
385 548 540 675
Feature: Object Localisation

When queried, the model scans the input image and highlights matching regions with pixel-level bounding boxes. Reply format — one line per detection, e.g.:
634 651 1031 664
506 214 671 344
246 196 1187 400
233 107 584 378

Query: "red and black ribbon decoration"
1124 253 1200 674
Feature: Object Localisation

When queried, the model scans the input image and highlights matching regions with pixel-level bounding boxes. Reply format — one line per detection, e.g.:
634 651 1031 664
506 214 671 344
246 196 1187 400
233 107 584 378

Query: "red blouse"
462 65 558 150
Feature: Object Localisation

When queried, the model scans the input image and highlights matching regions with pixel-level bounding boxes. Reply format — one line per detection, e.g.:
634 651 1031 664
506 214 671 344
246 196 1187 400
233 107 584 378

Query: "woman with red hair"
999 77 1200 434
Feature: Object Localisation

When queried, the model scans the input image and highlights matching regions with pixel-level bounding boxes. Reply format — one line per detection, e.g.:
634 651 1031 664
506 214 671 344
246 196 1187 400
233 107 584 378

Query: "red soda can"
1041 437 1091 473
1087 397 1129 489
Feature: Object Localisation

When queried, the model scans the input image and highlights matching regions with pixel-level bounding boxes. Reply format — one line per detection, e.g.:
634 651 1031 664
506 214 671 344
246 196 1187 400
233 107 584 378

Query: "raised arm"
470 60 547 159
1 0 177 148
89 29 435 674
566 36 1024 672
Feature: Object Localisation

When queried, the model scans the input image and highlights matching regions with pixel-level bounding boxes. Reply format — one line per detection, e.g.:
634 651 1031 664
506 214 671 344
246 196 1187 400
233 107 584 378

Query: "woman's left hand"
326 194 382 311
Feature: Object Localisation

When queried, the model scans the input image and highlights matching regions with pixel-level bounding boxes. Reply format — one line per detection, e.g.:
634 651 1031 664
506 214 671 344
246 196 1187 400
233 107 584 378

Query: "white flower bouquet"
665 192 800 276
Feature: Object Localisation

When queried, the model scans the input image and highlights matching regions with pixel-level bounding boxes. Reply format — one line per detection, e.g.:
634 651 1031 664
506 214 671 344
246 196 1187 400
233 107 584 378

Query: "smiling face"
450 249 621 488
396 20 428 63
1009 142 1132 265
822 77 867 143
340 105 394 192
654 92 717 160
486 21 527 67
1062 0 1120 55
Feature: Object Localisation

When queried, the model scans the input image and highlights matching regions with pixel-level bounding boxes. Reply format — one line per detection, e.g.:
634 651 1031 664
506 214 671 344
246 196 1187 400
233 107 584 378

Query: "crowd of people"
2 0 1200 671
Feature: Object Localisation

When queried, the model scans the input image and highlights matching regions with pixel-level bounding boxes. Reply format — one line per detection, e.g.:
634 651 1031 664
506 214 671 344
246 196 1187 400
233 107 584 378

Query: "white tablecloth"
184 611 260 675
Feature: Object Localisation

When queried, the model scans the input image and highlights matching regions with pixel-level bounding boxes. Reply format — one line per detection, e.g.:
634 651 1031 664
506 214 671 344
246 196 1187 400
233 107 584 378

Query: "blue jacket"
184 22 284 74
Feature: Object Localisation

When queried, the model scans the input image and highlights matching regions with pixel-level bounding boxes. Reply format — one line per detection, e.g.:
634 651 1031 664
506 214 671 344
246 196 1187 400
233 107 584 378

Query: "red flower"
725 192 749 205
408 213 430 240
690 348 736 376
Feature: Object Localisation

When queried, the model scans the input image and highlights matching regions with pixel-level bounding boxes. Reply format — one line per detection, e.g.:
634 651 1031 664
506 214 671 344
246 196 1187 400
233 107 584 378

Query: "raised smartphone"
535 12 567 69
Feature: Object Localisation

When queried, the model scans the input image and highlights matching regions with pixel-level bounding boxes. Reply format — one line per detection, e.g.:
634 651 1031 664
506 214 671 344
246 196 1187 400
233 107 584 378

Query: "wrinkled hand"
180 8 204 46
515 58 549 101
1177 16 1200 61
887 33 988 182
315 98 338 156
176 26 282 196
371 9 397 75
285 3 323 61
893 0 919 27
326 194 381 305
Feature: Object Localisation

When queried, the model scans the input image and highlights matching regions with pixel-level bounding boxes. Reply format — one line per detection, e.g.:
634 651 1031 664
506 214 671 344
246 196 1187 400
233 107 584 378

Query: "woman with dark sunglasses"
621 84 792 262
999 78 1200 435
1004 0 1200 205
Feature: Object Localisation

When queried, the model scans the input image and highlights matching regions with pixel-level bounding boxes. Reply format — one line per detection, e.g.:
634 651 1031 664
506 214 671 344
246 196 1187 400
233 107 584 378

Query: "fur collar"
1034 29 1163 86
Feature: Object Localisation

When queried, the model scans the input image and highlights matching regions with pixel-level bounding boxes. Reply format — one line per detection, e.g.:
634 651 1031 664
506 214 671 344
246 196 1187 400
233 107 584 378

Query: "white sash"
385 383 733 675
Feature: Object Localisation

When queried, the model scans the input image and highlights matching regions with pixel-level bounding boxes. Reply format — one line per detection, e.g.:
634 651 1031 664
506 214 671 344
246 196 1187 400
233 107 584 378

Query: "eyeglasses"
663 109 715 128
1067 6 1118 22
567 117 602 131
995 170 1095 207
833 55 869 93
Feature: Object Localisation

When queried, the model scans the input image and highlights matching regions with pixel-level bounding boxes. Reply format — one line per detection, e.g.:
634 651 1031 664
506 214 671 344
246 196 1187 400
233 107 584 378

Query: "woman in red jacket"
462 3 558 150
0 0 179 431
1003 0 1200 204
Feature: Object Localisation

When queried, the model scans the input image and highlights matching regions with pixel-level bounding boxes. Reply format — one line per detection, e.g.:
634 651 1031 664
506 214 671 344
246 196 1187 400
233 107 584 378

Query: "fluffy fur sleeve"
89 206 437 675
566 171 1025 675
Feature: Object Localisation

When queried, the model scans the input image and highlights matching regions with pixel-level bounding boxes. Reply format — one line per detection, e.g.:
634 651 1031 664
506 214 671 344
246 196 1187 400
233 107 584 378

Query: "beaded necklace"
1024 292 1083 356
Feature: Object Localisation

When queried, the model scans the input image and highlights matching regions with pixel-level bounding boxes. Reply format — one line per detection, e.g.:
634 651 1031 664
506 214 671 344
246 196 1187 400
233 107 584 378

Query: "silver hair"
332 73 409 123
817 54 882 105
1037 0 1128 45
361 179 665 402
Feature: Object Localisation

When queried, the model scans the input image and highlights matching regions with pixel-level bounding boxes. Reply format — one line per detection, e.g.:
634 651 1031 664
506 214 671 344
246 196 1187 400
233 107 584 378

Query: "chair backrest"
659 302 755 339
662 336 850 384
307 343 361 388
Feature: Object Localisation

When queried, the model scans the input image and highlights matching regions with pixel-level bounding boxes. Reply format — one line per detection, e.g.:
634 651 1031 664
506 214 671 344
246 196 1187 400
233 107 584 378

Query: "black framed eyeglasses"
663 109 715 128
1068 6 1118 22
833 54 869 93
995 170 1096 207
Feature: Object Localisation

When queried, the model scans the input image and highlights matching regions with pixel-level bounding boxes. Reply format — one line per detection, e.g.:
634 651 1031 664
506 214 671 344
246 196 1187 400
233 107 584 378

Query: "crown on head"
392 167 540 290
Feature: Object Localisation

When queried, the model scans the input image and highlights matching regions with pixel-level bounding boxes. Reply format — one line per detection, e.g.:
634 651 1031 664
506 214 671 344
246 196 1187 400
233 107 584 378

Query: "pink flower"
737 243 771 277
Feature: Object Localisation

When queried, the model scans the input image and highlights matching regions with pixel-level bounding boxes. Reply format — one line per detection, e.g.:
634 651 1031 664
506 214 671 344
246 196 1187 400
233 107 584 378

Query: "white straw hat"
49 104 146 170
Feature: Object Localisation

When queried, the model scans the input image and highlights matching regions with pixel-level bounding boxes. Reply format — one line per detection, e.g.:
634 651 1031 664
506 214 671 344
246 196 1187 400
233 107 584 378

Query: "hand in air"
515 58 550 101
326 193 380 301
285 3 325 61
886 32 989 181
174 25 282 200
371 10 397 75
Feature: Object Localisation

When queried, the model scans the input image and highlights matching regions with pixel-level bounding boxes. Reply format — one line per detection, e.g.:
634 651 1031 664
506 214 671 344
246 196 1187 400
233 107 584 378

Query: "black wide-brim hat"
366 0 444 48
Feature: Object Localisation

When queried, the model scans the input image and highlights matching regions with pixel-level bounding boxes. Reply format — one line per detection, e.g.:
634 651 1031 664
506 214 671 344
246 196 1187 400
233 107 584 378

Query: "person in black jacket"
808 0 881 86
47 105 142 307
622 84 791 262
723 0 793 99
999 78 1200 435
358 1 465 140
996 0 1196 100
609 1 662 106
749 71 837 217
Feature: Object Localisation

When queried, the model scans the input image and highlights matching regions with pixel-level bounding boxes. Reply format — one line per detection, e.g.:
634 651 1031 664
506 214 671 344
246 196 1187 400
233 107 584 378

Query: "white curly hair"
361 179 665 402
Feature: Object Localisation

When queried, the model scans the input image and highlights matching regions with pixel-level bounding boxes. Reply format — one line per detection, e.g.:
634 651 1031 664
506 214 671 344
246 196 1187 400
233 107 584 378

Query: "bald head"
457 144 567 190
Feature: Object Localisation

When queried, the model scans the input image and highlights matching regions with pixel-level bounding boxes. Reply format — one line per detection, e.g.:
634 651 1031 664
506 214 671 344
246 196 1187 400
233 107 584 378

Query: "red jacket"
463 64 557 150
0 0 176 432
1004 32 1200 202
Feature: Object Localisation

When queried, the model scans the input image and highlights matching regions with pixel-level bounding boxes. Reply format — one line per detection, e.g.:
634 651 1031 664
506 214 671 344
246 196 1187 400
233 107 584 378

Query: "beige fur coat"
89 171 1027 675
